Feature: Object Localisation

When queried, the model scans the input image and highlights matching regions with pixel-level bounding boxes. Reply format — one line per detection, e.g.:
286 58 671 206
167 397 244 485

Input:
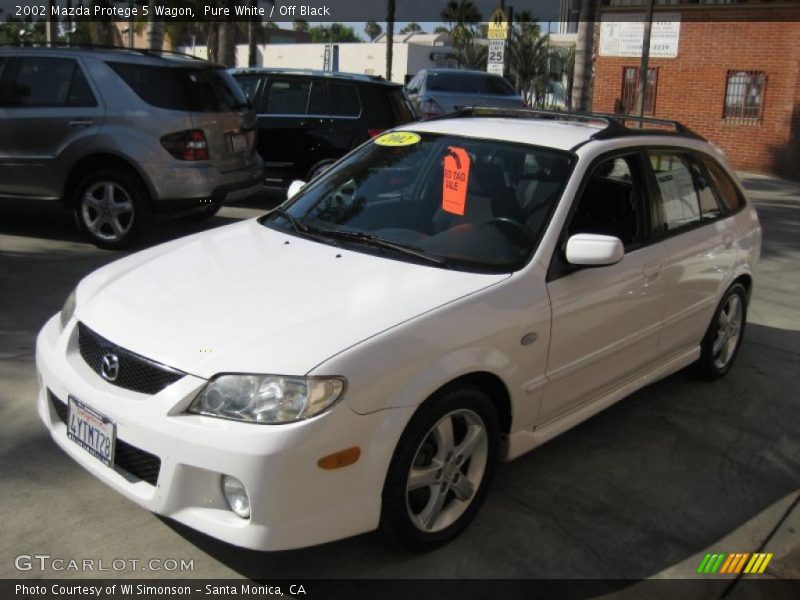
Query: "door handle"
643 261 663 278
69 120 93 128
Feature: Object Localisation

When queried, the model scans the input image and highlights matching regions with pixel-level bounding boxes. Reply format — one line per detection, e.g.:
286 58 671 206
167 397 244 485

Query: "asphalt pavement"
0 176 798 586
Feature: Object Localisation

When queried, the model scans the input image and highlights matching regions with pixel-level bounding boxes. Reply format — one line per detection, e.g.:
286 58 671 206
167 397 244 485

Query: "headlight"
188 374 346 424
60 288 77 329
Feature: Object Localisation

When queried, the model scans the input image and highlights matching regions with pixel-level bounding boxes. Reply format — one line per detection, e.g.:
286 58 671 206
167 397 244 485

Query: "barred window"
620 67 657 115
724 70 765 121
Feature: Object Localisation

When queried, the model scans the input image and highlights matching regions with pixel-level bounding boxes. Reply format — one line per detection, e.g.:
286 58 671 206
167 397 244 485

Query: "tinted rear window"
388 88 415 123
234 75 261 102
426 72 518 96
428 73 483 93
3 57 96 107
328 82 361 117
108 62 249 112
0 57 6 80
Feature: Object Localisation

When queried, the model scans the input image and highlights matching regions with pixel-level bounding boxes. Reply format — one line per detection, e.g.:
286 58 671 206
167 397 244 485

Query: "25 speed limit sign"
488 40 505 64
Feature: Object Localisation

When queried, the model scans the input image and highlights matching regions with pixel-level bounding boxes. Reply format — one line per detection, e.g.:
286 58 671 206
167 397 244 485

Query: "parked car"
0 46 264 249
36 109 760 552
406 68 525 118
230 68 416 186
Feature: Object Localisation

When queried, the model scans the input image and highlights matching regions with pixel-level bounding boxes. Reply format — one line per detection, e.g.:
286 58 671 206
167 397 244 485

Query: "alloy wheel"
712 293 743 369
405 408 489 533
81 182 135 242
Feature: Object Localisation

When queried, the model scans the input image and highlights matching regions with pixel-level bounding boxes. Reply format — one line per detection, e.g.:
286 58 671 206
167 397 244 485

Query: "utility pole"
634 0 655 123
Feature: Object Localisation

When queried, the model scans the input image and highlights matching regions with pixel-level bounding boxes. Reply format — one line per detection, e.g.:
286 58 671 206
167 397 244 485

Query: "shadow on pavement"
159 323 800 580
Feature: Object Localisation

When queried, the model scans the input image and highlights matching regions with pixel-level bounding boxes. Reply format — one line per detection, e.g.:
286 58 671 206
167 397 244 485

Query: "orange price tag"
442 147 471 216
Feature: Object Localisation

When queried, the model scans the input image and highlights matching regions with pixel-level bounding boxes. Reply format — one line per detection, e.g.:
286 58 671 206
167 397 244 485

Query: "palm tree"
441 0 482 67
508 26 550 107
386 0 395 81
400 23 423 35
364 21 382 41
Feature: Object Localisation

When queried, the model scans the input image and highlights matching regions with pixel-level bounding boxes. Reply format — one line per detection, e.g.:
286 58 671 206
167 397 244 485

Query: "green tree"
459 37 487 70
293 20 309 33
400 22 423 35
308 24 362 43
440 0 482 67
433 26 449 34
364 21 383 41
508 21 551 107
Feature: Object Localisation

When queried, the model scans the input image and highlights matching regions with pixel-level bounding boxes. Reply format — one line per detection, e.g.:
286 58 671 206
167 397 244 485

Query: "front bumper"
35 314 411 551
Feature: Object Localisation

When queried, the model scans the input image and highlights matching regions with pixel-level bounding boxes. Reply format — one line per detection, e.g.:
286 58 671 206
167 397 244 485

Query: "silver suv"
0 47 264 248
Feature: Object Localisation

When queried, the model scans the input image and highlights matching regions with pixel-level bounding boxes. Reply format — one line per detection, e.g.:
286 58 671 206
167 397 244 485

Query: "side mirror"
565 234 624 266
287 180 306 200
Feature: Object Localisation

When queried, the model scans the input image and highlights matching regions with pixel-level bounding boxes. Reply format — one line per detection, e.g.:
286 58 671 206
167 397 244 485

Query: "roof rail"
0 42 207 62
427 107 705 141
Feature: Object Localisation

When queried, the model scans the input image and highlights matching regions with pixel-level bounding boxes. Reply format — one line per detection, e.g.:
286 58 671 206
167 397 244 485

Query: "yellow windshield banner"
374 132 421 147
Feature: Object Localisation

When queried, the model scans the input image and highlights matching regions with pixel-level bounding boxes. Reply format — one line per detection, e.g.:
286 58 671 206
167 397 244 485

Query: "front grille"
48 390 162 486
77 322 185 395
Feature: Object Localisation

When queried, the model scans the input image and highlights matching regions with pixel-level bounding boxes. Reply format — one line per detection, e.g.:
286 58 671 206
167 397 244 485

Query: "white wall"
179 42 455 84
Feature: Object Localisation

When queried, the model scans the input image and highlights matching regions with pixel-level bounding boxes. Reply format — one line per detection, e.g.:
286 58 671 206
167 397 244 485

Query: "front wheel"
72 168 152 250
694 282 748 379
380 385 500 551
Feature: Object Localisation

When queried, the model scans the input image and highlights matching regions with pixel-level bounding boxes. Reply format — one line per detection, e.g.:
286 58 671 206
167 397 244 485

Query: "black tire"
380 385 501 551
694 282 748 380
72 168 152 250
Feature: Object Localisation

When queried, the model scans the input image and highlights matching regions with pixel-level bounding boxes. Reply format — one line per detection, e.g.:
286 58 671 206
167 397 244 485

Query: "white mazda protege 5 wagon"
36 110 761 551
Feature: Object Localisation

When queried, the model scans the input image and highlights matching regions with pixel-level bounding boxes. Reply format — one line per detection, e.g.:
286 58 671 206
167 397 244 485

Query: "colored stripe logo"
697 552 773 574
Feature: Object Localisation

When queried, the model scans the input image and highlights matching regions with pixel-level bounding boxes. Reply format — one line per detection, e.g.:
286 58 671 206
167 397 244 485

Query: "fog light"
221 475 250 519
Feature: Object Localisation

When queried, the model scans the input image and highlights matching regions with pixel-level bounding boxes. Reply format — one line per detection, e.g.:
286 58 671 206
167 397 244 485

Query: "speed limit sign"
487 39 505 75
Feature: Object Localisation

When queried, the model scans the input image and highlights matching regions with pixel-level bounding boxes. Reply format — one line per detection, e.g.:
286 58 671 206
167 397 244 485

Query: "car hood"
76 219 509 379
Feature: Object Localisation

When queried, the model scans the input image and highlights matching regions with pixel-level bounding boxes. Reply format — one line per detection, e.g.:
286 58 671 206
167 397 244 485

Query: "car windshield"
262 132 573 273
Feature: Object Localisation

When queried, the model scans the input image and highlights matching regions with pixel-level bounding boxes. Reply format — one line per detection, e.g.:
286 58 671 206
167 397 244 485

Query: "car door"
541 151 670 424
0 55 103 200
255 75 330 184
646 150 739 356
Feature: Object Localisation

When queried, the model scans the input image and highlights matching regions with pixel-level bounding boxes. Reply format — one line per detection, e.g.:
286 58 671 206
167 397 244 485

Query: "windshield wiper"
271 208 310 234
311 229 451 268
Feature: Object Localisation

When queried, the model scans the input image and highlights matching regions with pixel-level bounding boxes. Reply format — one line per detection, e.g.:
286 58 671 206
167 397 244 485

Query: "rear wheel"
694 282 748 379
380 385 500 551
72 168 152 249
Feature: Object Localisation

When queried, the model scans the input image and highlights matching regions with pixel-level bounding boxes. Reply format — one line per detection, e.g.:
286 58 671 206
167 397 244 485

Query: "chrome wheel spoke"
454 425 485 463
419 485 448 530
433 416 455 458
451 475 475 502
713 294 744 369
408 462 442 491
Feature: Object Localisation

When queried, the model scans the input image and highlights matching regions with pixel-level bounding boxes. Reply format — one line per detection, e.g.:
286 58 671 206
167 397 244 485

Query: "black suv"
230 68 416 185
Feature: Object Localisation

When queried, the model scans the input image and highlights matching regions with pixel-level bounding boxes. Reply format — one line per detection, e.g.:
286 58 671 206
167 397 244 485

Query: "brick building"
591 2 800 179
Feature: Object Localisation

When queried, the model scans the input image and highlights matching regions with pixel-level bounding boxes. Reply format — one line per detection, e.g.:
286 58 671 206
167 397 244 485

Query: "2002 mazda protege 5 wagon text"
36 109 761 551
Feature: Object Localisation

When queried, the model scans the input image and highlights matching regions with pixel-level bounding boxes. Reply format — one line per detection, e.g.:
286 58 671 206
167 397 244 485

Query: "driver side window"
567 154 647 250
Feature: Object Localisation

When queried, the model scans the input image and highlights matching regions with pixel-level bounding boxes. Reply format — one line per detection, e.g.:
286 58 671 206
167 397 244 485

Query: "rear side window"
108 62 248 112
5 57 96 107
649 152 724 232
427 73 484 94
327 82 361 117
482 76 517 96
700 156 746 214
234 75 261 103
387 88 415 123
0 57 6 79
259 78 325 115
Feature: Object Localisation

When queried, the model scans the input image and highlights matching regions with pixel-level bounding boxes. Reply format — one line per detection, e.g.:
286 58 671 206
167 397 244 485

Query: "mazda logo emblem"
101 353 120 382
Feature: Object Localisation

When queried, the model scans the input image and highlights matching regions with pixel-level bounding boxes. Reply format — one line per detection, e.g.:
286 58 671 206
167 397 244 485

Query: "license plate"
231 133 248 154
67 396 116 467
